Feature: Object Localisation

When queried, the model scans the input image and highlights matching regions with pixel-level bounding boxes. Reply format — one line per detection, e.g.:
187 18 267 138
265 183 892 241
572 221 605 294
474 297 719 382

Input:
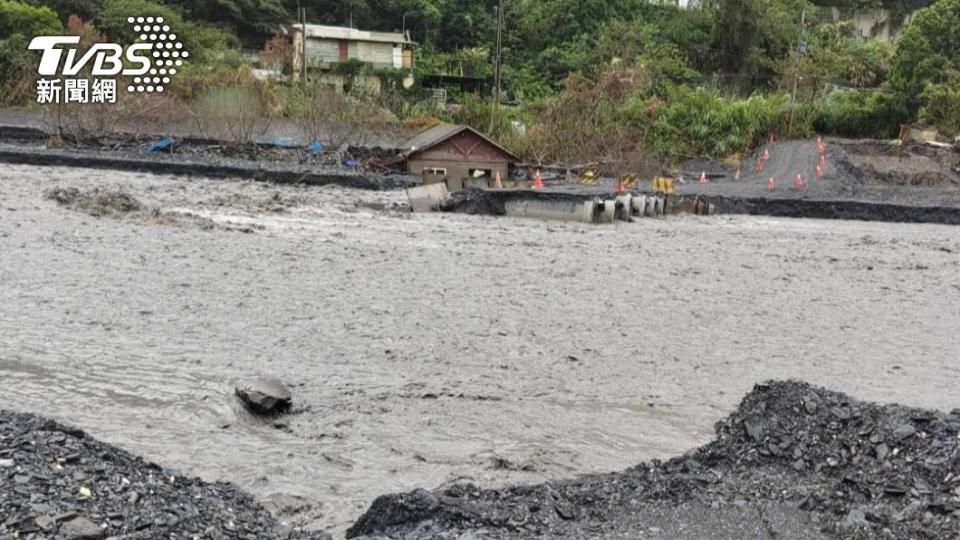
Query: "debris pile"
0 410 328 539
347 381 960 539
45 186 142 217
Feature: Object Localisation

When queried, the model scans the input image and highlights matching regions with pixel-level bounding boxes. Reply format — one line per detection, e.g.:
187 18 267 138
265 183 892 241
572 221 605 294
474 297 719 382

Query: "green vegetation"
0 0 62 104
2 0 958 162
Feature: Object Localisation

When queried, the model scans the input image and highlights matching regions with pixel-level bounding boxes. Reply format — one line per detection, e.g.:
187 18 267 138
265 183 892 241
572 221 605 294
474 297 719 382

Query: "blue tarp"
306 141 325 154
145 136 173 153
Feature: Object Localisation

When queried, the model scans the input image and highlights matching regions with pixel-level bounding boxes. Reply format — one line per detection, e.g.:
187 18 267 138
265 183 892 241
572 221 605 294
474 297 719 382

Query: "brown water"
1 164 958 536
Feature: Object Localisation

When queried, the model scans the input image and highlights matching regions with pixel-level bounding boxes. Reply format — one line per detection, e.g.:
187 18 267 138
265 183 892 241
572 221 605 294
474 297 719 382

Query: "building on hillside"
280 23 416 89
401 124 518 191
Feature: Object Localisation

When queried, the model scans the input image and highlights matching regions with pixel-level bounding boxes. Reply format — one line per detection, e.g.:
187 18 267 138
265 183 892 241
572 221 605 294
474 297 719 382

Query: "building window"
424 167 447 175
469 168 492 179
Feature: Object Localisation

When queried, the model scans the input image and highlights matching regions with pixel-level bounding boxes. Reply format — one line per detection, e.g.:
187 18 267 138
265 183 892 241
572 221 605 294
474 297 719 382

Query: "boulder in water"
235 378 292 415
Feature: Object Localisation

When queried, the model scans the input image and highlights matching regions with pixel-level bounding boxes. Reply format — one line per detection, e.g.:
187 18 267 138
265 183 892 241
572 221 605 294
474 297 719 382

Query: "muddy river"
1 164 958 536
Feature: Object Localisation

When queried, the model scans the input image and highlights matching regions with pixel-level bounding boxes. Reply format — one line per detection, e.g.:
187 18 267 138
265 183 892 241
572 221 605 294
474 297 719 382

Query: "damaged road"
347 381 960 539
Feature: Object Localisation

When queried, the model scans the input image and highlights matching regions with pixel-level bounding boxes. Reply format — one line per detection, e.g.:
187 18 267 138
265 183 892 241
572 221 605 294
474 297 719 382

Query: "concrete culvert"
632 195 646 216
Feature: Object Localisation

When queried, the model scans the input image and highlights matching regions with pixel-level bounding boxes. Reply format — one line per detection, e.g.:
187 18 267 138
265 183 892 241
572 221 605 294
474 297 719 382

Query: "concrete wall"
827 7 910 42
408 158 508 190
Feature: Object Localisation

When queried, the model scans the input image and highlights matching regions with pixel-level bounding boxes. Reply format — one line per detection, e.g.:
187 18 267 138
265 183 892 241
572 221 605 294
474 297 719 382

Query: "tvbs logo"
28 16 188 104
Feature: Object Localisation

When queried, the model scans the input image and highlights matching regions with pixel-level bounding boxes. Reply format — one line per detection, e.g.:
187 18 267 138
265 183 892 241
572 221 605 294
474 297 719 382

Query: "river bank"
348 381 960 539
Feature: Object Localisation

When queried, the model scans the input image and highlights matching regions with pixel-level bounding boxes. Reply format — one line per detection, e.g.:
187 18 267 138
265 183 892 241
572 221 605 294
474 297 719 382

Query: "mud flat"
348 381 960 539
0 409 330 539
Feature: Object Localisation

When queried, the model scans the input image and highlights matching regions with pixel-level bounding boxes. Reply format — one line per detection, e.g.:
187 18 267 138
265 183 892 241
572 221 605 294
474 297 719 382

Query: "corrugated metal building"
402 125 518 191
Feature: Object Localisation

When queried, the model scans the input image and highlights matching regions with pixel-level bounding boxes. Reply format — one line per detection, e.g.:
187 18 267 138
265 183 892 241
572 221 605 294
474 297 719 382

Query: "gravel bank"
348 381 960 539
0 409 330 539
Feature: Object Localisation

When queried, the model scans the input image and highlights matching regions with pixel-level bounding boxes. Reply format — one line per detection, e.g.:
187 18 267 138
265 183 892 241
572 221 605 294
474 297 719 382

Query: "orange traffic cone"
735 168 741 182
532 169 544 189
819 153 826 168
494 170 503 189
768 177 776 191
763 148 770 161
699 171 708 184
795 174 805 188
615 176 625 194
755 160 763 173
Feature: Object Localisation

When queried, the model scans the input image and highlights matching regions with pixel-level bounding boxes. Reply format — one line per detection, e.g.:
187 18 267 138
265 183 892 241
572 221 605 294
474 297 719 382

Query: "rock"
60 516 104 539
804 398 818 415
555 500 576 520
34 515 55 531
0 458 13 468
892 424 916 441
743 420 763 442
876 444 890 460
838 508 869 532
235 377 292 414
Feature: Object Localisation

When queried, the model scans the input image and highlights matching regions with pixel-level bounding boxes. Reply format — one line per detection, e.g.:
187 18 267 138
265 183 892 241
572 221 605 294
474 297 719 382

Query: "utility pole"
489 0 503 135
300 6 307 83
788 8 806 135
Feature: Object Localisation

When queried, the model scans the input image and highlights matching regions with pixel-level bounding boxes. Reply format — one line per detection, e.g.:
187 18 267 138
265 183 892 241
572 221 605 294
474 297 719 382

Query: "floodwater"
1 164 958 536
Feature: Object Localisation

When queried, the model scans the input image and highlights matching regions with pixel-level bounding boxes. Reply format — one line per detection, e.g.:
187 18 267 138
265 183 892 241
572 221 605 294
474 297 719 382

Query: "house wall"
304 38 404 69
406 131 512 190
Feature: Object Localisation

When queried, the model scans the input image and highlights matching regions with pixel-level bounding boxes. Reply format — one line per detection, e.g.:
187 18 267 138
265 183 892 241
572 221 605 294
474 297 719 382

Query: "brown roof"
402 124 519 161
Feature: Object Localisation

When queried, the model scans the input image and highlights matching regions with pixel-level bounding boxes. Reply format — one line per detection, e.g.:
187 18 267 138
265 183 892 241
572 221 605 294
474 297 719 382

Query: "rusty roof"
402 124 519 161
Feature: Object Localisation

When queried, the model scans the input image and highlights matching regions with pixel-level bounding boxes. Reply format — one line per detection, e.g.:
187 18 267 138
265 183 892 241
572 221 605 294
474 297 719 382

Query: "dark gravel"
347 380 960 539
0 410 330 539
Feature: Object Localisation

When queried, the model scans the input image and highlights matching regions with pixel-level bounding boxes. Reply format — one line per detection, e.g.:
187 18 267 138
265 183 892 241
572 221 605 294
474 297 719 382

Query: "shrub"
814 88 906 139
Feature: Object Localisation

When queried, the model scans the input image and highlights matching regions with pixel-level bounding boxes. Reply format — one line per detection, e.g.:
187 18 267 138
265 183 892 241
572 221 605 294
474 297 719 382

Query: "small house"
402 125 518 190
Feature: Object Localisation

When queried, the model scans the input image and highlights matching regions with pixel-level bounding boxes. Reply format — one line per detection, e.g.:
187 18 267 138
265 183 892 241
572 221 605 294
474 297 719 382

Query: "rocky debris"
45 186 143 216
347 381 960 539
0 410 329 539
235 377 293 415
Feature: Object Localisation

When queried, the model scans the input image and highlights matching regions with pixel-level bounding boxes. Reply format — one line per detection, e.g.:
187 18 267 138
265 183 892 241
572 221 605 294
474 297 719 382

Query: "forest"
1 0 958 166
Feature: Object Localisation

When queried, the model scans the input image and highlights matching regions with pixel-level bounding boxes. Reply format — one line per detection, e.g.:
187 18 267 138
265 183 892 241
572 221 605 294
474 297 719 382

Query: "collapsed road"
347 381 960 539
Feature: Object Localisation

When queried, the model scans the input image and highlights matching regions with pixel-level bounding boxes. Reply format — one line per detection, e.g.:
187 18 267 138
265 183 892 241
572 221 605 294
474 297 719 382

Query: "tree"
890 0 960 115
0 1 63 105
0 0 62 36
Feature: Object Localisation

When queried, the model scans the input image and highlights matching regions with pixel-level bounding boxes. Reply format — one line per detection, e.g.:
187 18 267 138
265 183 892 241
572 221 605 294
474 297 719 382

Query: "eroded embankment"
0 410 330 539
0 126 417 191
441 188 960 225
709 196 960 224
347 381 960 539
